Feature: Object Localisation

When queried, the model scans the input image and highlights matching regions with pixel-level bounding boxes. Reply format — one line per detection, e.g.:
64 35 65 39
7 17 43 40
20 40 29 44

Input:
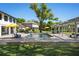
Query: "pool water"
26 33 52 40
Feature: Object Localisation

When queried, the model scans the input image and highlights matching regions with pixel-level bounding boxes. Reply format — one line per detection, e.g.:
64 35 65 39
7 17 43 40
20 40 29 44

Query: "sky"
0 3 79 22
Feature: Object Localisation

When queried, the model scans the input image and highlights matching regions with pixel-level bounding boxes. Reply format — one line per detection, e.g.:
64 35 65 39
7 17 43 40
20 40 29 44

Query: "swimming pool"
25 33 52 40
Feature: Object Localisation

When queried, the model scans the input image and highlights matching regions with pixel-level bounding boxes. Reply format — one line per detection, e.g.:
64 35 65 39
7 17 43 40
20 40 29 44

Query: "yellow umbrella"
26 27 29 28
45 27 49 29
13 24 19 27
25 27 30 29
5 23 18 28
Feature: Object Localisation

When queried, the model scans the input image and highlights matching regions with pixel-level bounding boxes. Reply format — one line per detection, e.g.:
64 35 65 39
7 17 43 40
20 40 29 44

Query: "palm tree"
30 3 58 33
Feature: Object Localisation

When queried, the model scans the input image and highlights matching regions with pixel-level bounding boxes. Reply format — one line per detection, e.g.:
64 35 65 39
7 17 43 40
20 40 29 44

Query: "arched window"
9 17 13 22
4 15 8 21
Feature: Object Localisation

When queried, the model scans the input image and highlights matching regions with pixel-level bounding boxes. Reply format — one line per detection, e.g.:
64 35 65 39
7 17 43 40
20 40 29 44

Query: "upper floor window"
4 15 8 21
0 14 2 20
9 17 13 22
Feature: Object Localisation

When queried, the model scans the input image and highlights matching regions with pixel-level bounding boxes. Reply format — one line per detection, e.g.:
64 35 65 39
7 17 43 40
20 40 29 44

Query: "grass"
0 42 79 56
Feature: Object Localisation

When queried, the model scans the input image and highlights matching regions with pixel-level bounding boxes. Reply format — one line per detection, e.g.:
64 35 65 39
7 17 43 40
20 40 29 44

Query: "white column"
14 18 17 34
0 25 1 37
75 21 78 39
58 26 60 33
9 27 11 35
8 16 10 22
14 27 17 34
62 24 63 36
12 18 14 23
2 13 4 21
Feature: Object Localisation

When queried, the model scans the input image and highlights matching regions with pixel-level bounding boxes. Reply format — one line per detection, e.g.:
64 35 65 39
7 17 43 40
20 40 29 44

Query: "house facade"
21 22 39 29
18 22 39 32
0 11 17 37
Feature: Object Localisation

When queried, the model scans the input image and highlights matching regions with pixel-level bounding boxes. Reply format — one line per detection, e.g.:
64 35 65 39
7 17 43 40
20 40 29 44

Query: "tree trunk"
39 20 43 33
40 29 42 33
39 25 42 33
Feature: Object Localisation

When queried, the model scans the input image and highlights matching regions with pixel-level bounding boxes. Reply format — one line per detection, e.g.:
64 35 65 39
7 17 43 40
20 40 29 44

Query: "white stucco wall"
0 13 16 26
0 13 16 37
32 24 39 28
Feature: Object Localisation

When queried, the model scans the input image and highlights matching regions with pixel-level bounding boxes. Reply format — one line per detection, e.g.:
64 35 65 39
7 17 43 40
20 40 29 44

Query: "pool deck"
50 33 73 40
0 33 79 44
0 33 29 39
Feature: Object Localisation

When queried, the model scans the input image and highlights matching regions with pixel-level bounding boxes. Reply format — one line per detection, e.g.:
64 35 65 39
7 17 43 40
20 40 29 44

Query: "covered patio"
0 23 18 37
52 17 79 36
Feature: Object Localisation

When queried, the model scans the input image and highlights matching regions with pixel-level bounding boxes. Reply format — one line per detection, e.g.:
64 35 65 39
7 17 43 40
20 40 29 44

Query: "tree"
16 18 25 23
26 20 33 23
26 20 39 24
47 19 59 31
47 20 53 26
30 3 58 33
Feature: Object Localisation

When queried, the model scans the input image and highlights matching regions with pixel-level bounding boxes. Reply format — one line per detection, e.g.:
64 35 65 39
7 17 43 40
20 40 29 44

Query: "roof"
63 17 79 24
0 11 16 19
18 23 25 28
52 17 79 27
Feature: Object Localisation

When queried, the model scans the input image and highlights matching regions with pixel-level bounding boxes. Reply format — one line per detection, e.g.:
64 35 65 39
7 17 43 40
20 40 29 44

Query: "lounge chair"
14 33 21 38
70 33 79 38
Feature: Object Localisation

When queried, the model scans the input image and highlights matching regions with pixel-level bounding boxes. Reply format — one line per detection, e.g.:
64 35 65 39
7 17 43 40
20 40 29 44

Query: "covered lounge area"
52 17 79 36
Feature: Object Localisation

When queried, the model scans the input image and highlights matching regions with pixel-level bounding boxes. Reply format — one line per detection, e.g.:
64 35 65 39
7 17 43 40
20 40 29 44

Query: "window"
0 14 2 20
11 27 14 34
1 26 9 35
9 17 13 22
1 26 5 34
4 15 8 21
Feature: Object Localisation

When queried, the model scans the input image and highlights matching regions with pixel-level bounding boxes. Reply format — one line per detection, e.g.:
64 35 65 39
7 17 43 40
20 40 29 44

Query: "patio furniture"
14 33 21 38
70 33 79 38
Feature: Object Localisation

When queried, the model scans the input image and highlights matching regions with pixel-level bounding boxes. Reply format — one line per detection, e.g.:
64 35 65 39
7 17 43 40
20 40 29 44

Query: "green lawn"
0 42 79 56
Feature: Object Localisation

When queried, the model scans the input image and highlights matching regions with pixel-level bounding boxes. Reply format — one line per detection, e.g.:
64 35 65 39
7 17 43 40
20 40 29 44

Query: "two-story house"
0 11 17 37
